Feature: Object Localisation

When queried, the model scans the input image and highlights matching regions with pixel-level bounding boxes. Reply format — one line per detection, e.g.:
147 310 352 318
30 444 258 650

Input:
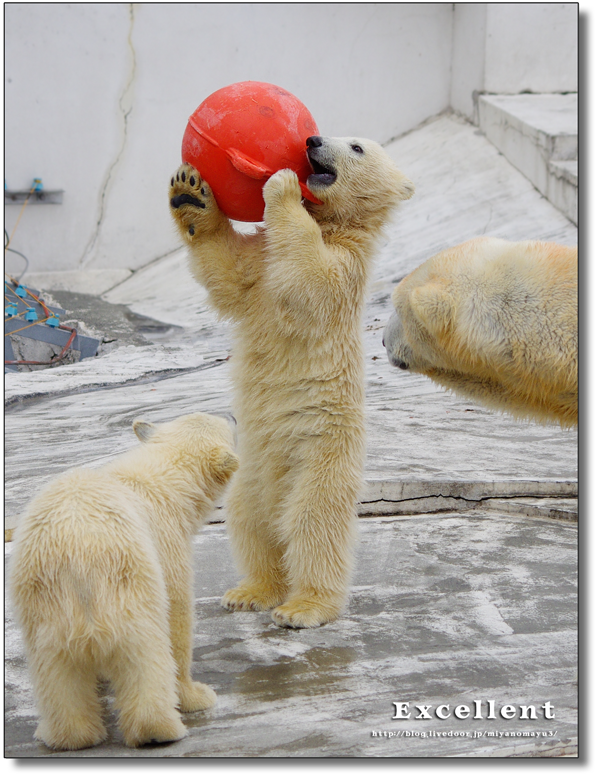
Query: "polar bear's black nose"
306 136 323 148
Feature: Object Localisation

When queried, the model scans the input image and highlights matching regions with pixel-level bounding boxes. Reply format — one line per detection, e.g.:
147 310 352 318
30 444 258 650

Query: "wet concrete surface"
5 513 577 758
49 289 184 349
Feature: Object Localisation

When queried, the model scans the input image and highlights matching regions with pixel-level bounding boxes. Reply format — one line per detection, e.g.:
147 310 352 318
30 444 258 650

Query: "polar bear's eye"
351 144 364 154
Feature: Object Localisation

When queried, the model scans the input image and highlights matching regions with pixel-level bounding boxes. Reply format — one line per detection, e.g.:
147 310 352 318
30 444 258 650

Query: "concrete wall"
4 2 577 277
451 3 578 121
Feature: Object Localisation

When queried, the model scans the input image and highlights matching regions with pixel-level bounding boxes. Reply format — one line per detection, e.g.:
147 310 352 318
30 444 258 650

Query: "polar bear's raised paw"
263 168 302 204
169 164 222 237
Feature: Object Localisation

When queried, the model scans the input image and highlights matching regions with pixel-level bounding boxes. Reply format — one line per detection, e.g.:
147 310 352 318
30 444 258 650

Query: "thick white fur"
10 413 238 750
384 237 577 426
169 137 414 628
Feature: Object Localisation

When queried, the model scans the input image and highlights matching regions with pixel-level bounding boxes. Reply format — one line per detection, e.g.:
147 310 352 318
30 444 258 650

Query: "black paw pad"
170 194 206 209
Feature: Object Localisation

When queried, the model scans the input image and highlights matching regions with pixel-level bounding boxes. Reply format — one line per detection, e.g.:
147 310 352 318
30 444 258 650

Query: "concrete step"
478 93 578 224
359 480 577 519
480 496 578 523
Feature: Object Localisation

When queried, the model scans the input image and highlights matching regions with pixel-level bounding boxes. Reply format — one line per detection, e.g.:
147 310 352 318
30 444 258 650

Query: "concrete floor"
4 112 578 759
5 513 577 758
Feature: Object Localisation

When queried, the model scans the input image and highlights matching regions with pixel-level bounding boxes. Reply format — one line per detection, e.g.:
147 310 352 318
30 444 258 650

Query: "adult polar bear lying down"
384 237 577 427
170 135 414 628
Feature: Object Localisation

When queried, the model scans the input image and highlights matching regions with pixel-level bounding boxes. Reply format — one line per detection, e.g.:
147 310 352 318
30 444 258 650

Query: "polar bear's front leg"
262 170 340 322
169 164 259 320
168 586 217 713
262 169 324 255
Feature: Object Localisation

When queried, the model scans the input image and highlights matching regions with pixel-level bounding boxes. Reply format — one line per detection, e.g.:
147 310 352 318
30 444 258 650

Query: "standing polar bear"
170 136 414 628
384 237 577 426
10 413 238 750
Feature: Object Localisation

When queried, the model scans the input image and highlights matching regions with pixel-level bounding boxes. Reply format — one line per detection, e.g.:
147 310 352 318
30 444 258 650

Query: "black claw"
171 177 174 187
190 176 196 186
201 188 206 196
188 225 195 236
181 171 186 182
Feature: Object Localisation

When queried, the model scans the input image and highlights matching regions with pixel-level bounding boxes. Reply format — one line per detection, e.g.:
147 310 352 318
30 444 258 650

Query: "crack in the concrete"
362 493 574 506
363 494 476 505
80 3 137 266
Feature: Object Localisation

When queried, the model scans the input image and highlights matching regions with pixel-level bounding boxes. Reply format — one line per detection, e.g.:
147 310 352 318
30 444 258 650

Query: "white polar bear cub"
10 412 238 750
169 136 414 629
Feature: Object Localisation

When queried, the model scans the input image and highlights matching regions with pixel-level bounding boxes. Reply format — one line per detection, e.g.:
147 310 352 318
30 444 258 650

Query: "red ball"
182 81 321 222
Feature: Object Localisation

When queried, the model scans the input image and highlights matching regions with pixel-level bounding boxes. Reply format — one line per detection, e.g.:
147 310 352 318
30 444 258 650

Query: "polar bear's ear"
210 448 240 483
133 419 157 442
410 284 453 337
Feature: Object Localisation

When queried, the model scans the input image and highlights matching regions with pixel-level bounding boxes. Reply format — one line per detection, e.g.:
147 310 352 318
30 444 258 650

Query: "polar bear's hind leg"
221 467 290 611
271 443 359 629
31 648 107 751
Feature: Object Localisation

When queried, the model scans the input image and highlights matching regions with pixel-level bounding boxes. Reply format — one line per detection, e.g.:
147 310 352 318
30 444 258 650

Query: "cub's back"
10 468 163 641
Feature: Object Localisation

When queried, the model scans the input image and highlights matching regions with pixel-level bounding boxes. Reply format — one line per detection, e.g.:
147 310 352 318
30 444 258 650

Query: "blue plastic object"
46 316 60 328
5 305 18 317
25 309 38 322
33 178 43 191
15 285 27 297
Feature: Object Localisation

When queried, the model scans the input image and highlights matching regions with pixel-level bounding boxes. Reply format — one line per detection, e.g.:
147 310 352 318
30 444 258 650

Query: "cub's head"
133 412 239 497
304 135 414 225
383 262 457 377
384 239 510 376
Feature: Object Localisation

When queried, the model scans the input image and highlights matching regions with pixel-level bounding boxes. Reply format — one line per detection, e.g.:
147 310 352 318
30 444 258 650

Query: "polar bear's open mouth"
307 150 337 187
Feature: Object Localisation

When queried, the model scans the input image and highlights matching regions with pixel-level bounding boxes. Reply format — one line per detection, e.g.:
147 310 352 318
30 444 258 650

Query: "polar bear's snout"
306 136 338 187
384 311 410 370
